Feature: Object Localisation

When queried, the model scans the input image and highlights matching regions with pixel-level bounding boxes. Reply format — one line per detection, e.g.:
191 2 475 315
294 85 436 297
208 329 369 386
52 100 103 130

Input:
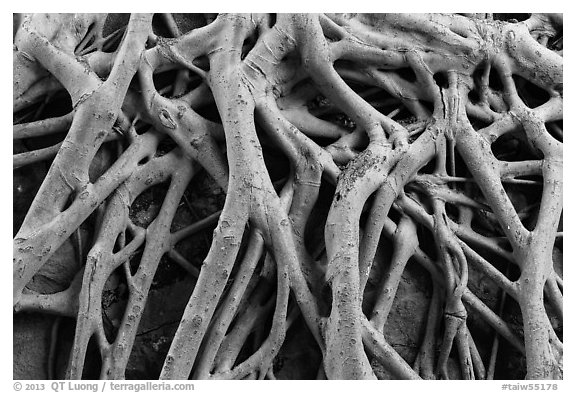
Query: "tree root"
13 13 562 380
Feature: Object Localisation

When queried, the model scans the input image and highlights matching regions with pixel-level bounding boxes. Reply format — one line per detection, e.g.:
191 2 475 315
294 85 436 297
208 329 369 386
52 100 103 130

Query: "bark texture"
13 13 563 380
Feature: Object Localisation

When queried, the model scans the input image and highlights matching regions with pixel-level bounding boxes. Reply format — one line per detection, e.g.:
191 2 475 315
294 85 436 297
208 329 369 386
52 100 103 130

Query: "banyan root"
13 13 562 380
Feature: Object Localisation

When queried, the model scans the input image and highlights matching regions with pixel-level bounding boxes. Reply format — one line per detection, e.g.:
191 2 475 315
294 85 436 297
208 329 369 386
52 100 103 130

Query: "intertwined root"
13 13 562 380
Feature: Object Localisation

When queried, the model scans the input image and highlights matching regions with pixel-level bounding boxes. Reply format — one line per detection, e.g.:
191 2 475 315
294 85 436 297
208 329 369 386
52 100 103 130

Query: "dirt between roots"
13 167 526 379
13 171 525 379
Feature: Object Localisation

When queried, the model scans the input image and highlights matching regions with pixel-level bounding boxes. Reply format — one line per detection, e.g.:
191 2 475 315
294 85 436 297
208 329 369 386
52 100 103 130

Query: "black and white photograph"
11 9 565 387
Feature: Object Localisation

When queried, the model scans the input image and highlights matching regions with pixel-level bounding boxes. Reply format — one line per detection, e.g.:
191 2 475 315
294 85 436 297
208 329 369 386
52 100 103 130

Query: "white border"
3 4 572 391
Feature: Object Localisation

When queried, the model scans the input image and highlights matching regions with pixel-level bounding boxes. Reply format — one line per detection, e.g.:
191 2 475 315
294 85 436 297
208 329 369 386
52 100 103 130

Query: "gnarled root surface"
13 13 563 380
